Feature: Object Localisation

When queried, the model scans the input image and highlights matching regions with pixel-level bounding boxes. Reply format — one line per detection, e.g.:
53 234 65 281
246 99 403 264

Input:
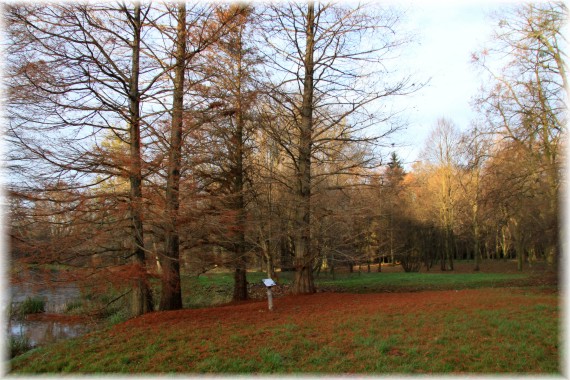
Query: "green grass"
9 335 32 358
180 271 286 308
48 269 536 326
177 270 532 305
314 271 529 292
9 288 558 374
17 296 46 316
58 264 538 317
106 310 129 326
64 300 84 313
177 270 531 308
10 261 555 374
67 281 134 320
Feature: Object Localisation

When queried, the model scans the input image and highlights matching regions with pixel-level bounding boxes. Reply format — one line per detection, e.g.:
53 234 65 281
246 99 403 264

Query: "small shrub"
18 297 45 316
65 300 83 313
106 310 128 326
398 250 422 273
8 303 15 319
9 335 32 358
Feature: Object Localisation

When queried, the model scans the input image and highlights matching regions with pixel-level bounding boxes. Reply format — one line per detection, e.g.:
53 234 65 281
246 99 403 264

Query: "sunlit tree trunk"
473 201 481 271
260 237 276 280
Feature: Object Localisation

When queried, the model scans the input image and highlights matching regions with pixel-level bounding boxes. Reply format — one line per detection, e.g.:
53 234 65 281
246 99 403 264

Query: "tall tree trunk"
329 250 336 279
448 228 454 270
501 225 509 261
233 248 247 301
129 3 153 316
545 182 558 267
536 56 560 269
232 102 248 301
473 210 481 271
160 3 186 311
292 1 316 295
510 219 525 271
263 157 276 280
440 234 447 271
231 21 248 301
261 238 276 280
390 203 394 264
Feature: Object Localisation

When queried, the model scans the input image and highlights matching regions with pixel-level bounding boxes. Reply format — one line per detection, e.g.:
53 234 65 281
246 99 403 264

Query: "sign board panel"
262 278 277 287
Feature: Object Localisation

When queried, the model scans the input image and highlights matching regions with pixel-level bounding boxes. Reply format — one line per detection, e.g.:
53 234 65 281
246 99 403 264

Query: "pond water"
8 318 93 347
11 283 81 313
9 280 97 348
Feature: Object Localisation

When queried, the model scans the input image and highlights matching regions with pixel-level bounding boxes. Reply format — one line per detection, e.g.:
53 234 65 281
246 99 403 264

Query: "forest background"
4 1 565 318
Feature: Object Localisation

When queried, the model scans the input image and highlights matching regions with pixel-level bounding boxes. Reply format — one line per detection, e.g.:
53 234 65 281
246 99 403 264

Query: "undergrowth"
9 335 33 359
16 296 46 316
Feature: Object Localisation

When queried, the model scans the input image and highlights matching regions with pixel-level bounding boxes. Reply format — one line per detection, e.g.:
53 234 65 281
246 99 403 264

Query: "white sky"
388 1 510 167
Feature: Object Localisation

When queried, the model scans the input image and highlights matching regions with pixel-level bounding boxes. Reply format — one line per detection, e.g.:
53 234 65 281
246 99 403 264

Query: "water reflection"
9 278 95 348
9 319 93 347
11 283 80 314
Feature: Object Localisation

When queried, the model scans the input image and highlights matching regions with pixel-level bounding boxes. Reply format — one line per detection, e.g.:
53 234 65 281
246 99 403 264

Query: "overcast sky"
389 1 508 167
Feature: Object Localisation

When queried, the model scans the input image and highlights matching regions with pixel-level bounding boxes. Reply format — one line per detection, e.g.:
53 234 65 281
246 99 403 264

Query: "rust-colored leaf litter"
112 287 557 373
10 286 558 373
11 259 559 374
24 313 94 324
121 288 555 333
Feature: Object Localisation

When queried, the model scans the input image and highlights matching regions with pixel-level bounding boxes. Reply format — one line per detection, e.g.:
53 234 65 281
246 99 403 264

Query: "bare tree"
259 2 416 293
194 5 261 301
422 117 463 271
473 2 566 266
456 123 492 271
5 3 173 315
159 3 187 311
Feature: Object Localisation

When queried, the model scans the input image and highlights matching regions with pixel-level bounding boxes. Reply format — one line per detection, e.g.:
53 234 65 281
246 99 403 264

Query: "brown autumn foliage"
6 2 564 319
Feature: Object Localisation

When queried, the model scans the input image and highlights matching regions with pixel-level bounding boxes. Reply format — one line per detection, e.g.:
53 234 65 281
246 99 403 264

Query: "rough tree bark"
160 2 186 311
292 1 316 295
129 3 154 316
232 48 248 301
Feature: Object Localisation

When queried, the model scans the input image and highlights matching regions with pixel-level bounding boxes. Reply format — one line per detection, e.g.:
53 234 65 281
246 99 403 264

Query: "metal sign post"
262 279 277 311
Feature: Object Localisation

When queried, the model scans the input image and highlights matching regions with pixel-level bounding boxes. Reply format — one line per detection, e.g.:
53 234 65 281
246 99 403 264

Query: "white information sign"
262 278 276 287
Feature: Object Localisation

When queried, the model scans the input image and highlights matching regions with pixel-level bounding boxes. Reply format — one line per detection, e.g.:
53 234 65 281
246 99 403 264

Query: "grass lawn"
315 271 530 292
9 261 559 374
9 285 559 374
179 268 538 308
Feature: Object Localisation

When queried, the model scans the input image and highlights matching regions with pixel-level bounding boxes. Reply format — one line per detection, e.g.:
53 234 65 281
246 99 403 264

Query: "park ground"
8 260 560 374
